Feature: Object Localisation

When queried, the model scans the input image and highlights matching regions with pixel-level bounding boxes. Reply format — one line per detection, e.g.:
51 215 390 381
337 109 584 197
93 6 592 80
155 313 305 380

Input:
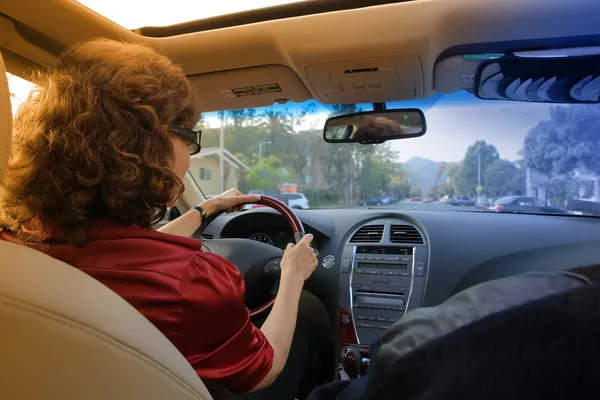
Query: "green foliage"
482 159 525 197
454 140 499 196
523 105 600 205
524 105 600 176
239 155 297 193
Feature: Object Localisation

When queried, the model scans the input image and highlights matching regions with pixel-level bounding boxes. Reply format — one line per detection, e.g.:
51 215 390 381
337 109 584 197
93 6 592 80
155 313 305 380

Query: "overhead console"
305 56 424 104
338 219 428 346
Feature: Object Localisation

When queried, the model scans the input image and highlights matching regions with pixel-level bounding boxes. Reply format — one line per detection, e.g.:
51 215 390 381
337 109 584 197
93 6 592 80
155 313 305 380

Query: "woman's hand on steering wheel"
281 234 318 283
199 188 260 217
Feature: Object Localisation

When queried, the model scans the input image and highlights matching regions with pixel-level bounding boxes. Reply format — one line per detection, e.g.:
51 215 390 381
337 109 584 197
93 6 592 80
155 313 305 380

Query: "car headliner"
1 0 599 113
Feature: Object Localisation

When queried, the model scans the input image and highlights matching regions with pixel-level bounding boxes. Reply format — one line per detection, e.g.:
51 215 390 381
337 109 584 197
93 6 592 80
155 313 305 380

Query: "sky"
7 71 557 163
75 0 311 29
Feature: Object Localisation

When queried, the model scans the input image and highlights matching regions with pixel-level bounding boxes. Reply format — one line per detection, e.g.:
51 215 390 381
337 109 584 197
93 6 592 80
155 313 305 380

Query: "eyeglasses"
171 127 202 155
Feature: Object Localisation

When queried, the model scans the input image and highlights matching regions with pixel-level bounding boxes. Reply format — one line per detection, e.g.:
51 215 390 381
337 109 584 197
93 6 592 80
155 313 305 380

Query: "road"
372 201 479 211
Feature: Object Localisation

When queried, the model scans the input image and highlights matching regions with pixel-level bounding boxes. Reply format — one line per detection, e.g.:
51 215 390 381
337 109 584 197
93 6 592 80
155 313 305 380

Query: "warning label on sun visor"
221 83 283 98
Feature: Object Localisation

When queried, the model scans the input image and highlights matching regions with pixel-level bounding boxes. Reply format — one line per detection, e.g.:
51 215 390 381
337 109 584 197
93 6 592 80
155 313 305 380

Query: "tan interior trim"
2 0 600 109
0 15 57 69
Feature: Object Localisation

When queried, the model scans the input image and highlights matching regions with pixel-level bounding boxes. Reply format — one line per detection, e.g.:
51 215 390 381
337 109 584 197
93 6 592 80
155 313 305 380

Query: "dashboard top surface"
202 207 600 306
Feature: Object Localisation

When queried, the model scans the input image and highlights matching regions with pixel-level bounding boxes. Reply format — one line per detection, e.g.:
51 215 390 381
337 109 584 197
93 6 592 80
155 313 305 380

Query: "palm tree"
258 109 293 136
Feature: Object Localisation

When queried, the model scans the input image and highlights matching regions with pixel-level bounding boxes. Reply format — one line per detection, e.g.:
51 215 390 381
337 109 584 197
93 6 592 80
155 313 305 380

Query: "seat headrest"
0 51 12 181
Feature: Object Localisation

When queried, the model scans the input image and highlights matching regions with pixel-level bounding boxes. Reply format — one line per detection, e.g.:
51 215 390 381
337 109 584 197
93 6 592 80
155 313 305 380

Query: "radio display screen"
358 262 408 270
355 295 404 306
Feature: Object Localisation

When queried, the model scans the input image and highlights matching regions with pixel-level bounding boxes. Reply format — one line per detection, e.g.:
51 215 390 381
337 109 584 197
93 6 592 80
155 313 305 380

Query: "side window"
6 72 37 116
517 198 533 206
534 199 545 207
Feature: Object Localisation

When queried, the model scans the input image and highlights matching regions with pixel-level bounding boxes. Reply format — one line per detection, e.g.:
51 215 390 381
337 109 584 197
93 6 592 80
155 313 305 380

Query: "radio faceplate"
338 221 428 346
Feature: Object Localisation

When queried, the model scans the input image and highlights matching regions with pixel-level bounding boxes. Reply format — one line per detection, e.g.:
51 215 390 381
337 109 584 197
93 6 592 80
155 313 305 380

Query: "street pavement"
372 200 479 211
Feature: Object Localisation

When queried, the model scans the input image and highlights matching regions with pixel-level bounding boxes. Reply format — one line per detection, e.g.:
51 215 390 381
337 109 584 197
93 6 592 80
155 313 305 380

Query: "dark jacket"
310 270 600 400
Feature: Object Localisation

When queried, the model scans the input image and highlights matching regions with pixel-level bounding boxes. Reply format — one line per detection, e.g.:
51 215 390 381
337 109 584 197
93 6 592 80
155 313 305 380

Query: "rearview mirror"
323 109 426 144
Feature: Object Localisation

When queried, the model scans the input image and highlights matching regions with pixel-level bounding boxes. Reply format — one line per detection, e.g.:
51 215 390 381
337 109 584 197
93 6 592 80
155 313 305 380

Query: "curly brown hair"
0 39 200 246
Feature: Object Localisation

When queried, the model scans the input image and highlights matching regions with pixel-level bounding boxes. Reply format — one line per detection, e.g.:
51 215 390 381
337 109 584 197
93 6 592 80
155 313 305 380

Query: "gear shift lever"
340 346 362 379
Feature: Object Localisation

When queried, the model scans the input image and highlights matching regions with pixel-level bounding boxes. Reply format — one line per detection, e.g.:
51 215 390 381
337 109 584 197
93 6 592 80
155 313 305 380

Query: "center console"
338 219 428 346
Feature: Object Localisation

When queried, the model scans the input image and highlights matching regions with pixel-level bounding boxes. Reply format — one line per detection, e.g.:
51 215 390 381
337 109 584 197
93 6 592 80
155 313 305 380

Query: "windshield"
8 72 598 218
197 92 600 217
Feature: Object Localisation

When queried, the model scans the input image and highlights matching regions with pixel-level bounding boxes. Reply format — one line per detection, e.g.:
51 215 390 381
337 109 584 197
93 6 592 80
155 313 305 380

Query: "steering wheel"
200 196 309 318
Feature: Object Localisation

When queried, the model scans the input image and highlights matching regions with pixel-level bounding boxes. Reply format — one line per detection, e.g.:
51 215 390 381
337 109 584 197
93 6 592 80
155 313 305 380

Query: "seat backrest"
0 52 213 400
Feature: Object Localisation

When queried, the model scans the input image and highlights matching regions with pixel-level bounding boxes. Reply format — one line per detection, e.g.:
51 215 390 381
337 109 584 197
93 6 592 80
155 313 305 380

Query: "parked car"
362 197 383 206
378 196 393 205
440 195 456 204
491 196 564 214
279 193 310 209
422 197 433 203
476 197 496 210
453 196 475 206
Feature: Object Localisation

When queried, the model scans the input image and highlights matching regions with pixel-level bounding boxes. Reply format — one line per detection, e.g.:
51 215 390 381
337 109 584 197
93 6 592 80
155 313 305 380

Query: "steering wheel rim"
203 195 305 318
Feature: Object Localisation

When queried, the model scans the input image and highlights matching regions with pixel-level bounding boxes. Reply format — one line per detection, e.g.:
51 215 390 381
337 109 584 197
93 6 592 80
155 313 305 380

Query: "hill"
401 156 445 194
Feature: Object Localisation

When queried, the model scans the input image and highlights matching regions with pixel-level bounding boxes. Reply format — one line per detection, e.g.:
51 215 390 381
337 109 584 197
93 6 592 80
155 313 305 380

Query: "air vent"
201 233 214 240
390 225 423 244
350 225 384 243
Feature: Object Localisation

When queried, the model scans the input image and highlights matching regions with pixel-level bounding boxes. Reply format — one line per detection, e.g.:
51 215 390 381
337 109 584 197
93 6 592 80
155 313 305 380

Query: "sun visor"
475 52 600 103
188 65 311 112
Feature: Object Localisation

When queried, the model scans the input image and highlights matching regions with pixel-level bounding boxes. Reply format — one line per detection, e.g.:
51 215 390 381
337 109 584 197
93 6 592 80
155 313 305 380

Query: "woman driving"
0 39 332 399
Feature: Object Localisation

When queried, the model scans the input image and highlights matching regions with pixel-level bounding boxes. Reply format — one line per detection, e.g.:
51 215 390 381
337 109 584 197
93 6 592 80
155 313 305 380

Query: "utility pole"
348 153 354 206
259 141 271 163
477 151 481 200
219 115 225 193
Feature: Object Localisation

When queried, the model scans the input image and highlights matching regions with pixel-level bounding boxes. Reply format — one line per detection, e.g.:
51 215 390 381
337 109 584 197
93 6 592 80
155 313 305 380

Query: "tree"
454 140 500 196
482 159 525 197
239 154 297 193
524 105 600 202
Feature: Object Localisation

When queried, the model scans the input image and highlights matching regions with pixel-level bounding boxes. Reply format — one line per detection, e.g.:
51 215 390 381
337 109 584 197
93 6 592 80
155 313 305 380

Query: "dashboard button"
322 255 335 268
342 266 350 273
343 258 351 267
400 271 410 276
356 255 366 260
417 261 425 268
353 283 361 288
390 271 400 276
357 316 366 320
373 277 390 284
355 269 365 274
401 256 411 262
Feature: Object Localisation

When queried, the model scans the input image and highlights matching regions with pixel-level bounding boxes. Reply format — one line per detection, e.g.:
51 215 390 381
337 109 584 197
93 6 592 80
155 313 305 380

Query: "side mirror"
323 108 426 144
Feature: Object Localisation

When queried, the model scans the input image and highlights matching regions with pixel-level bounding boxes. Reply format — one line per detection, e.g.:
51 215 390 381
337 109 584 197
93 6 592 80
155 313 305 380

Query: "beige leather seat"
0 53 213 400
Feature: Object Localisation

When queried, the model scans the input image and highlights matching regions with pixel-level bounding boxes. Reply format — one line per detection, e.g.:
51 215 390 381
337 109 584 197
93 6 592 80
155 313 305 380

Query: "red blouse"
0 222 274 394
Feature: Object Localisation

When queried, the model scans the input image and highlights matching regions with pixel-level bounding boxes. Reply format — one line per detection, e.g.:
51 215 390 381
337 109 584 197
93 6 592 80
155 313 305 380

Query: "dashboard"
198 207 600 350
